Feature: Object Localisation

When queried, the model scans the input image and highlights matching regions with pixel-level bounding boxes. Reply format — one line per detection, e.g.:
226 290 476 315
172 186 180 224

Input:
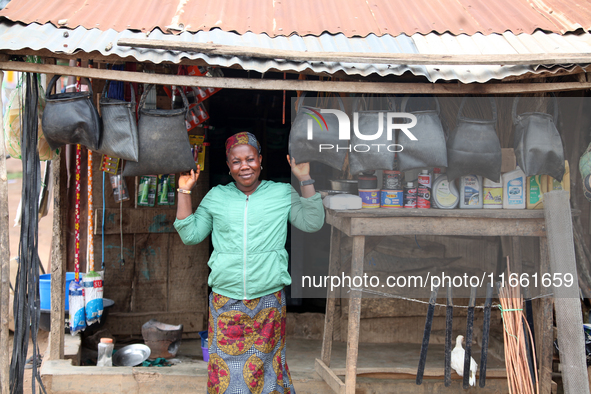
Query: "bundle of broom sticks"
498 260 539 394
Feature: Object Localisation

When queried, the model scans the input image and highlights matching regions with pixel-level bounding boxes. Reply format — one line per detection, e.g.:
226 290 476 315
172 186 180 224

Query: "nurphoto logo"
304 107 418 153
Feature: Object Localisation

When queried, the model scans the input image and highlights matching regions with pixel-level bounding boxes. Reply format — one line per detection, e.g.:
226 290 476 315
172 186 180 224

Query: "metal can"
403 182 417 208
383 170 402 190
381 190 403 208
359 189 380 208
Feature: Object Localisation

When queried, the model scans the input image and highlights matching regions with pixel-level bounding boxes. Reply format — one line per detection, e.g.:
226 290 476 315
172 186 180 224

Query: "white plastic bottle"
502 167 526 209
97 338 114 367
483 178 503 209
459 175 483 209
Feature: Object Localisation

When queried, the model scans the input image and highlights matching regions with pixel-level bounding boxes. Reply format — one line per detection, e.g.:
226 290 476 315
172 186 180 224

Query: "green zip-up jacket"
174 180 325 300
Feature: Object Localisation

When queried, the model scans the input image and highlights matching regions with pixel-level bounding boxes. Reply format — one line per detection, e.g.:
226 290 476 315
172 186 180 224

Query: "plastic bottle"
483 178 503 209
432 175 459 209
403 182 417 208
459 175 483 209
547 160 570 194
526 175 547 209
97 338 114 367
417 170 432 208
502 167 526 209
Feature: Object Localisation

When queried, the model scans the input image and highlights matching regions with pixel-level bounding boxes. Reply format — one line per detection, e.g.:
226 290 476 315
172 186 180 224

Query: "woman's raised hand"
178 166 200 191
286 155 310 181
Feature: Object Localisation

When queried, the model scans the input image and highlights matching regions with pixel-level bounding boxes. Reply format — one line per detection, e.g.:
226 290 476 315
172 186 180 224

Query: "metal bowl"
329 179 358 193
112 344 151 367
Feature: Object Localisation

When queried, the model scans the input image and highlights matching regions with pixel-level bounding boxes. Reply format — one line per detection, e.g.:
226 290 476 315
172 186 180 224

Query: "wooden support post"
344 235 364 394
536 237 554 394
321 226 341 366
0 61 11 394
511 236 523 274
49 149 67 360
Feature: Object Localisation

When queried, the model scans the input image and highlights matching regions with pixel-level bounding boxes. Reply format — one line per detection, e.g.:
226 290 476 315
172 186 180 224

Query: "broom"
497 258 539 394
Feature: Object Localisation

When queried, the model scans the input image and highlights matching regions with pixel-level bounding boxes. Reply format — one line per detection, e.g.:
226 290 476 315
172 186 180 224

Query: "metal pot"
329 179 358 193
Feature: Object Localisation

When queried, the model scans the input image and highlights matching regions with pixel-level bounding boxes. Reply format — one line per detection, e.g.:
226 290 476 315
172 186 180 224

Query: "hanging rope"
9 72 47 394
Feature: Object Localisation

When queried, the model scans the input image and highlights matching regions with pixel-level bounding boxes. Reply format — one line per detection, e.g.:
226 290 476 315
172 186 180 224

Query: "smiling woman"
174 131 324 393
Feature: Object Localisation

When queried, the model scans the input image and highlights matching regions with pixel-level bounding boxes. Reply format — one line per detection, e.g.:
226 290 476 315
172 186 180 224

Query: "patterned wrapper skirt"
207 289 295 394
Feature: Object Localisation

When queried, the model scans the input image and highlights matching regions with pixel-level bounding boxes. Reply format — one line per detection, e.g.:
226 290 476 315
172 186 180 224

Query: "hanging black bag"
288 93 347 171
398 96 448 172
42 75 102 151
446 97 502 182
348 96 396 175
513 95 565 181
97 81 139 162
123 85 197 177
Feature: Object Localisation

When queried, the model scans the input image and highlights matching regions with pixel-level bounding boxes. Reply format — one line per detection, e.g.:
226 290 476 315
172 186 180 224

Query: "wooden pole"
0 58 11 394
344 235 364 394
117 38 591 66
1 61 591 95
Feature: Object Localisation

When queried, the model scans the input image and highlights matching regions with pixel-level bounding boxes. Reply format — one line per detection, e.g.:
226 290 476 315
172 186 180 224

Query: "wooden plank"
50 149 67 360
2 61 591 94
315 359 345 394
536 237 554 394
328 208 579 219
95 208 178 234
345 236 364 394
96 234 135 313
167 235 209 318
331 366 507 378
0 64 10 394
118 39 591 66
103 311 204 337
322 226 341 366
131 234 169 313
348 217 546 237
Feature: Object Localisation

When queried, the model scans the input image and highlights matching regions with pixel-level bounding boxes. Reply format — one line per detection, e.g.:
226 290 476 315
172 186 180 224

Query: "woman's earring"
228 171 231 175
261 165 263 170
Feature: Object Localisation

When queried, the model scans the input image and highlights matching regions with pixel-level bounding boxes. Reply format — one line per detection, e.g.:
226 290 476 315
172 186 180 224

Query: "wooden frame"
318 208 556 394
1 61 591 95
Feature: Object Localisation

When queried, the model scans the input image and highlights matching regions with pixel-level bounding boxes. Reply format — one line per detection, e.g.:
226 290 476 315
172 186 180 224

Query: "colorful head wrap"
225 132 261 157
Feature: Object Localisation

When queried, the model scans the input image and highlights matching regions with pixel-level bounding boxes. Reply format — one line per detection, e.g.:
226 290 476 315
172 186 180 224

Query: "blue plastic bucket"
199 330 209 362
39 272 76 311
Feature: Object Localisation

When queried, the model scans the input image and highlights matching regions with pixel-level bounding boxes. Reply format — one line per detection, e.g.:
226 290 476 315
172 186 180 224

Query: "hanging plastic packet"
138 175 157 207
110 169 130 203
69 280 86 334
83 270 103 325
157 174 175 206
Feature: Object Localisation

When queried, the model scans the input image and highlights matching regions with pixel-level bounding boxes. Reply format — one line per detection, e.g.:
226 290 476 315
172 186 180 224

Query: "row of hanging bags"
41 75 196 176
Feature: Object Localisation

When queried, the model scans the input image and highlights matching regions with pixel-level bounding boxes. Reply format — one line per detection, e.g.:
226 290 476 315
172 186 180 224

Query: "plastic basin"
39 272 76 311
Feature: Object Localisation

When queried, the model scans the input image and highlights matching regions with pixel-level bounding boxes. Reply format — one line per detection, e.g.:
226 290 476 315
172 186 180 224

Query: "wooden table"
314 208 555 394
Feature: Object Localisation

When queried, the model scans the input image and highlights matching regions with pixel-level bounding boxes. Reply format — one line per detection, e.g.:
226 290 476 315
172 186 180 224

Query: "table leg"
345 235 364 394
536 237 553 394
322 226 341 366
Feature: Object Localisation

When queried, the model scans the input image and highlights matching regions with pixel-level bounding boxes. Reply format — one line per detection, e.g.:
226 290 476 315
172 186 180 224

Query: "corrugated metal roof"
0 21 589 84
1 0 591 37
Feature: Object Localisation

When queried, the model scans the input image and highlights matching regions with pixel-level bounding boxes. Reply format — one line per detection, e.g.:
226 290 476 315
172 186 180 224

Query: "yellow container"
547 160 570 194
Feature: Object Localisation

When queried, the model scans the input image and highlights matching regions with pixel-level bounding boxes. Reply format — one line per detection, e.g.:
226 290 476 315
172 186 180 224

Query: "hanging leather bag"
348 96 396 175
446 97 502 182
123 85 197 176
513 95 565 181
398 96 447 172
288 93 347 171
97 81 139 161
42 75 102 151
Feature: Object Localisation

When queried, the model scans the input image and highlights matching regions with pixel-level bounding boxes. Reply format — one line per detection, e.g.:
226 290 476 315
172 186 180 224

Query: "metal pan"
112 344 151 367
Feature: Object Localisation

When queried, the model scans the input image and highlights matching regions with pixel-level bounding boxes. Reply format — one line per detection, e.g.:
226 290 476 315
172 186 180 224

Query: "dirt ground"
5 157 53 394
